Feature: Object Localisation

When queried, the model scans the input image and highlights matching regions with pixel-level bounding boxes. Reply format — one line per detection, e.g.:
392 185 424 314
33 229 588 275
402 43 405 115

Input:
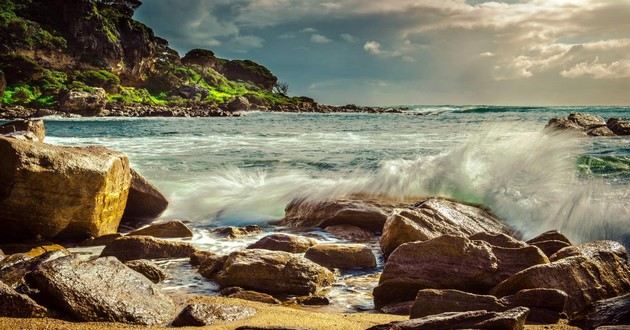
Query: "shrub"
74 69 120 92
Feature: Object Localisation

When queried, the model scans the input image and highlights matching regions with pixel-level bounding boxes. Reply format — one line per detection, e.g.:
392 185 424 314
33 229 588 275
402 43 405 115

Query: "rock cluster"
545 112 629 136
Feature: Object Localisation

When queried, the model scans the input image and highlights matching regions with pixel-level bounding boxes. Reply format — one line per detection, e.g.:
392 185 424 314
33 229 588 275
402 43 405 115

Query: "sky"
135 0 630 106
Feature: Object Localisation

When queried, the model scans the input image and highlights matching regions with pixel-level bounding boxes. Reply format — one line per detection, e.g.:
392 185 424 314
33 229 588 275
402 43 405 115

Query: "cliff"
0 0 296 113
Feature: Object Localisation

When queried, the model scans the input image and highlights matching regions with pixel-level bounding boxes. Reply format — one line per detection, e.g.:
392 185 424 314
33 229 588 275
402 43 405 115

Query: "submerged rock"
304 243 376 269
213 249 334 295
380 198 514 256
27 256 175 325
0 280 48 318
122 169 169 226
369 307 529 330
128 220 193 238
248 234 318 253
373 235 547 308
172 302 256 327
0 119 45 142
491 250 630 316
124 259 167 283
100 236 197 261
0 137 131 241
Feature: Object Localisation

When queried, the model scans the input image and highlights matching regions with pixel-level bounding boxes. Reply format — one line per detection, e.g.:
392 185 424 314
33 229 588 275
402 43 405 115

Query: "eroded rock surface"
304 244 376 269
100 236 196 261
247 234 318 253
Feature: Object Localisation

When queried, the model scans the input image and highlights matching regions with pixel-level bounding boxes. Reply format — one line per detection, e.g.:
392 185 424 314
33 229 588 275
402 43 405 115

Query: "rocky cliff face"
0 0 288 112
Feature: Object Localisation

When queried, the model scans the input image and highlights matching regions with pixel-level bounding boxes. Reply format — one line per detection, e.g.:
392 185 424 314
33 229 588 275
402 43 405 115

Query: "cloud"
301 27 318 33
310 34 332 44
340 33 357 43
363 41 382 55
225 35 265 52
561 59 630 79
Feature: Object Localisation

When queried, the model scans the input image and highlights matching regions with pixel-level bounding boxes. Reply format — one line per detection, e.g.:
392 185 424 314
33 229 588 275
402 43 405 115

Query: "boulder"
304 244 376 269
588 126 616 137
380 198 513 256
530 240 571 258
527 230 572 245
368 307 529 330
409 288 566 324
224 288 280 305
100 236 196 262
373 235 547 308
213 225 263 238
469 232 528 248
568 113 606 128
0 280 48 317
122 169 169 225
0 120 45 142
124 259 167 283
172 302 256 327
198 255 228 279
323 225 375 241
296 295 330 306
491 251 630 316
80 233 124 247
545 117 587 135
607 118 630 135
58 88 107 116
226 96 250 112
213 249 334 295
27 256 175 325
248 234 318 253
571 293 630 330
0 250 69 287
545 113 609 136
380 301 414 315
128 220 193 238
282 198 404 232
0 137 131 241
190 250 222 267
550 240 628 262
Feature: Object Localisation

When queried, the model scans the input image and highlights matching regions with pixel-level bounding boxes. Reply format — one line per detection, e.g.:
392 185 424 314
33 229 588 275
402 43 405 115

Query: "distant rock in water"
545 112 624 136
0 137 131 241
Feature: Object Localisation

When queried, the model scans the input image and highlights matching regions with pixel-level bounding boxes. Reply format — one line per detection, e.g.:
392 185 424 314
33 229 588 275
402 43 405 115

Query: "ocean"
28 105 630 310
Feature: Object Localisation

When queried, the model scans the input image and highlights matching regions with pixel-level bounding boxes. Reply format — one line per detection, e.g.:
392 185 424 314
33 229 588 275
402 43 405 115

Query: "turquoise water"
8 105 630 311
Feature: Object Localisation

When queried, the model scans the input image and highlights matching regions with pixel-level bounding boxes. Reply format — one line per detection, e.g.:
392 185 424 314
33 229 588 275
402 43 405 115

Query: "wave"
164 126 630 246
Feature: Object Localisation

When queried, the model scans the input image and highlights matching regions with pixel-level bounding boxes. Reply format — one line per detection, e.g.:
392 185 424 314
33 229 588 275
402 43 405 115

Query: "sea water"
33 106 630 311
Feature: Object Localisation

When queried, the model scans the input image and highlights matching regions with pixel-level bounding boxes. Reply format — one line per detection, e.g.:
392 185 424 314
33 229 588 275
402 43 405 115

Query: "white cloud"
340 33 357 43
561 59 630 79
225 35 265 52
311 34 332 44
301 27 318 33
480 52 495 57
363 41 382 55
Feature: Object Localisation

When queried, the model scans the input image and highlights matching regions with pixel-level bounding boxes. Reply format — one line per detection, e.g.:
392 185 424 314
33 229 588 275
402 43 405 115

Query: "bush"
73 69 120 92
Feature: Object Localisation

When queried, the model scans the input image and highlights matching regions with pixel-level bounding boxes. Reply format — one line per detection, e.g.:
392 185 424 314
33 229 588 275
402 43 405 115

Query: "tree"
273 81 289 96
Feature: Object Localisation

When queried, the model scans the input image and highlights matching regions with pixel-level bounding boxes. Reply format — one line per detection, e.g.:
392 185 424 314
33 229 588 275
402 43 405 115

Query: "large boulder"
122 169 169 226
172 302 256 327
282 197 407 232
0 120 45 142
128 220 193 238
571 293 630 330
247 234 318 253
100 236 197 262
27 256 175 325
226 96 251 112
58 88 107 116
491 251 630 316
550 240 627 261
373 235 547 308
0 137 131 241
410 289 566 323
304 244 377 269
380 198 514 256
369 307 529 330
213 249 334 296
545 113 611 136
607 118 630 135
0 280 48 317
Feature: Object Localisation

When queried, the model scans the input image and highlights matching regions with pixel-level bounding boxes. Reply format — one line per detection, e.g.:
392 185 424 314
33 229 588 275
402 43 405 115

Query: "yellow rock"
0 137 131 241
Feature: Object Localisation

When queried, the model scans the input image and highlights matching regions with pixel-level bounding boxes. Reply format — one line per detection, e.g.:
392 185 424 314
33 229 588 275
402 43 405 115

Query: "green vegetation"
0 0 67 50
108 87 168 106
73 70 120 92
1 84 56 107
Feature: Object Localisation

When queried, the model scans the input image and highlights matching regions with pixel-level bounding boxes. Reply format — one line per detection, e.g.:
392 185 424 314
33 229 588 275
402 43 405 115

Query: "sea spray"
165 126 630 245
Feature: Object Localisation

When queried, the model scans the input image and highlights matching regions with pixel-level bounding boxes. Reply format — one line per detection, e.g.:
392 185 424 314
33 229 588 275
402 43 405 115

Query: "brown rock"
100 236 197 262
199 255 228 279
588 126 616 137
0 250 69 287
571 293 630 330
226 96 251 112
323 225 375 241
296 295 329 306
0 120 45 142
282 198 403 232
530 240 571 257
380 301 414 315
58 88 107 116
545 117 587 135
0 137 131 241
607 118 630 135
374 235 547 308
527 230 572 245
304 244 376 269
501 288 568 323
213 225 263 238
0 280 48 317
122 169 168 226
568 113 606 128
124 259 167 283
491 251 630 316
128 220 193 238
227 290 280 305
171 302 255 327
190 250 221 267
27 256 175 325
80 233 124 247
469 232 528 248
214 249 334 295
368 307 529 330
380 198 513 257
550 240 628 262
247 234 318 253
